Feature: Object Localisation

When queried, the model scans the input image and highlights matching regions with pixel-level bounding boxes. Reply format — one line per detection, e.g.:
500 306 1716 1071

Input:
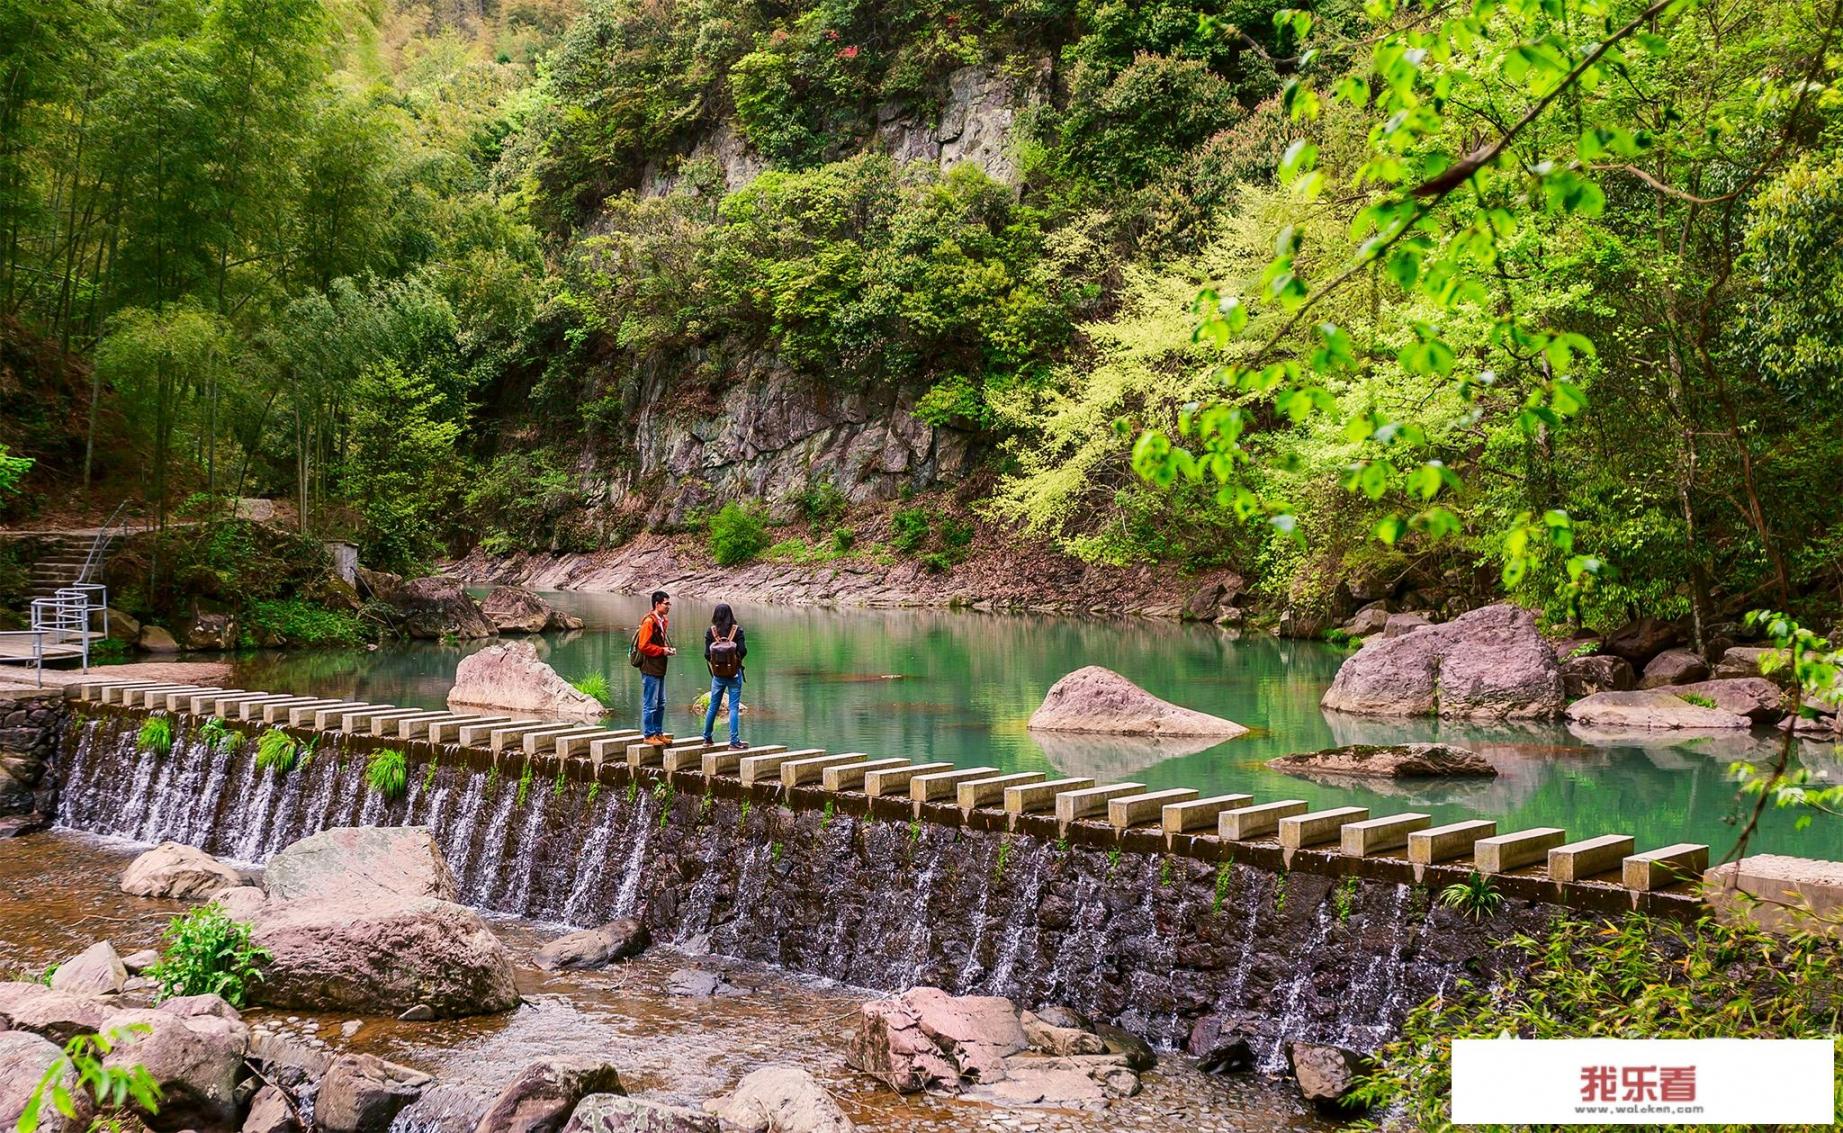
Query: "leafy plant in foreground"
365 748 407 800
136 716 173 758
1438 871 1503 922
16 1026 161 1133
254 730 299 775
146 904 269 1007
569 673 611 705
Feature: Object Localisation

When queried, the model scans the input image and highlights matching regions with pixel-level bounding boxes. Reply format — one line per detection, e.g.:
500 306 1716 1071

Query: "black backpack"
708 625 741 678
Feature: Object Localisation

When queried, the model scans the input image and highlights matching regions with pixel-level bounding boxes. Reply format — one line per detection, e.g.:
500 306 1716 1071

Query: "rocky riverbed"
0 832 1333 1133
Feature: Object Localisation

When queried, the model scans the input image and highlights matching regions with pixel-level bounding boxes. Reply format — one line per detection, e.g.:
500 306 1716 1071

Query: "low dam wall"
43 678 1723 1062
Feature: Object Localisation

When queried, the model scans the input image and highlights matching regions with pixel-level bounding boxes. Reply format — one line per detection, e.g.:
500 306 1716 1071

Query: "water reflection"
220 589 1843 859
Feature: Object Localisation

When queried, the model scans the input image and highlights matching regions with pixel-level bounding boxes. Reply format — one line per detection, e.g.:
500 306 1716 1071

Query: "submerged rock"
1027 666 1248 738
447 640 604 721
706 1066 854 1133
121 841 243 900
476 1058 626 1133
1320 604 1564 720
1564 689 1752 730
314 1054 432 1133
0 1031 91 1133
251 897 518 1019
480 587 583 634
265 827 458 904
49 941 127 997
1267 743 1495 779
387 1084 490 1133
565 1094 715 1133
533 919 649 971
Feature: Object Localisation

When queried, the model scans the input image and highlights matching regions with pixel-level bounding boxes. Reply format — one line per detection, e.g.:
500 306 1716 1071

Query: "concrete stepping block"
958 772 1045 816
291 701 366 728
1341 812 1431 857
427 717 510 744
779 752 866 788
581 731 640 760
1055 783 1145 831
77 679 158 702
258 697 329 724
910 767 999 810
381 711 450 738
1219 800 1307 841
824 758 911 792
95 681 164 704
1108 789 1199 834
1004 777 1094 817
1549 834 1635 883
315 703 383 730
1407 819 1496 866
114 682 186 705
1162 794 1253 837
527 726 605 755
458 719 538 746
558 729 634 759
666 744 733 773
1475 827 1565 874
1622 843 1709 891
1278 806 1369 851
397 713 469 740
487 721 561 752
186 690 244 714
736 748 807 785
220 693 292 717
163 688 228 712
124 685 195 708
864 762 953 798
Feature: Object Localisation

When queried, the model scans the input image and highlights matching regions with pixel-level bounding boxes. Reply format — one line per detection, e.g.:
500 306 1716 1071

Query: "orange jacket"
636 612 669 656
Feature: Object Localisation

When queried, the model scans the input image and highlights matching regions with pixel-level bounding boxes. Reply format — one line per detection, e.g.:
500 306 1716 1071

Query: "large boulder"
140 626 181 654
1674 678 1785 724
49 941 127 997
1381 611 1434 638
1288 1043 1367 1109
105 1005 250 1131
1562 654 1635 698
181 612 239 652
251 897 518 1018
1026 666 1247 738
122 841 243 900
476 1059 626 1133
217 885 267 923
532 920 649 971
0 1031 92 1133
242 1083 302 1133
1602 617 1681 664
707 1066 854 1133
354 568 404 605
846 987 1027 1093
1713 646 1793 685
479 588 583 635
0 982 114 1043
1267 743 1496 779
565 1095 715 1133
447 640 604 721
1638 649 1710 689
1341 603 1392 637
392 577 497 640
1320 604 1564 720
265 827 457 904
314 1054 431 1133
1564 689 1752 730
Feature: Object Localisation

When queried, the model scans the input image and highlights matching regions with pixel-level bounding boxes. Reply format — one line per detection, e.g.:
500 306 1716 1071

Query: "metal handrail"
76 500 132 585
0 629 47 686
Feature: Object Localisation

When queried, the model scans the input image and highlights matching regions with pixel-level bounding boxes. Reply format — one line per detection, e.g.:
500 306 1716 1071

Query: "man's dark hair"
651 590 670 607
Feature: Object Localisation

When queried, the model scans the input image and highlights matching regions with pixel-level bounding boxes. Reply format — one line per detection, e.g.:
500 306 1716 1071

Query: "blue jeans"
641 673 666 737
703 674 743 745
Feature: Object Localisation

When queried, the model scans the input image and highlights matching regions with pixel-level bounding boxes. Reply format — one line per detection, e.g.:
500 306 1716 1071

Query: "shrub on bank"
708 502 770 566
147 903 269 1007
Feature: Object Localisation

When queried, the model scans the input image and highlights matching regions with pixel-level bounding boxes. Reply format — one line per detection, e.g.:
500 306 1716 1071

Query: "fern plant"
1439 871 1505 921
254 730 298 775
365 749 408 800
136 716 173 757
569 672 611 705
198 716 239 755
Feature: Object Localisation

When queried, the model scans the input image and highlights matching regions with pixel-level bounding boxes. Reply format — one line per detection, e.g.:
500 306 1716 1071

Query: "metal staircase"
0 504 130 684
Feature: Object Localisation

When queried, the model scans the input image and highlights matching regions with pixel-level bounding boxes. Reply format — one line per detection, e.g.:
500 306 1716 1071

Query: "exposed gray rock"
0 981 114 1043
386 1084 488 1133
479 588 582 635
49 941 127 997
242 1083 302 1133
533 919 649 971
105 1005 250 1131
847 987 1026 1093
707 1066 854 1133
1638 649 1710 689
181 612 238 652
1267 743 1495 779
1342 603 1391 637
1603 617 1680 664
963 1055 1139 1110
123 949 160 973
1020 1011 1104 1056
217 885 267 922
391 576 497 640
314 1054 431 1133
265 827 458 904
566 1094 715 1133
1674 678 1785 724
0 1031 91 1133
251 897 518 1018
1564 689 1751 730
140 626 181 653
1713 646 1792 685
1027 666 1248 738
447 640 603 721
122 841 243 900
1320 604 1565 720
1288 1042 1367 1108
476 1058 626 1133
1381 611 1435 638
1562 654 1635 697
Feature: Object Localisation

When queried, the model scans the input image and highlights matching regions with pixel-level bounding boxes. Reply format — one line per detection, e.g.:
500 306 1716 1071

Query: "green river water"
226 590 1843 861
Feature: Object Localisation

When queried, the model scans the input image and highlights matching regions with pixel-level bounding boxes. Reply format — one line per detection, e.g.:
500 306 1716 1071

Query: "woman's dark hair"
711 603 735 633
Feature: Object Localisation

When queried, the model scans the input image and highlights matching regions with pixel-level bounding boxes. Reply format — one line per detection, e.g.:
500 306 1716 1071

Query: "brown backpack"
708 625 741 678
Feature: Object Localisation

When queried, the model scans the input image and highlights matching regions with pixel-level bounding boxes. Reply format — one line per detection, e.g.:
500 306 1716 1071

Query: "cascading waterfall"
57 711 1493 1055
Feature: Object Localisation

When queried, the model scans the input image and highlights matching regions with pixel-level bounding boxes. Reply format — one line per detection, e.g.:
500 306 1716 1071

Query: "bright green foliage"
0 445 32 498
1739 157 1843 408
570 673 611 705
1349 915 1843 1127
15 1026 161 1133
197 717 239 756
147 903 269 1007
241 599 368 649
365 748 408 800
253 730 299 775
1438 872 1504 922
708 502 771 566
890 507 930 553
1678 692 1718 710
136 717 173 758
464 450 599 558
515 761 535 807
